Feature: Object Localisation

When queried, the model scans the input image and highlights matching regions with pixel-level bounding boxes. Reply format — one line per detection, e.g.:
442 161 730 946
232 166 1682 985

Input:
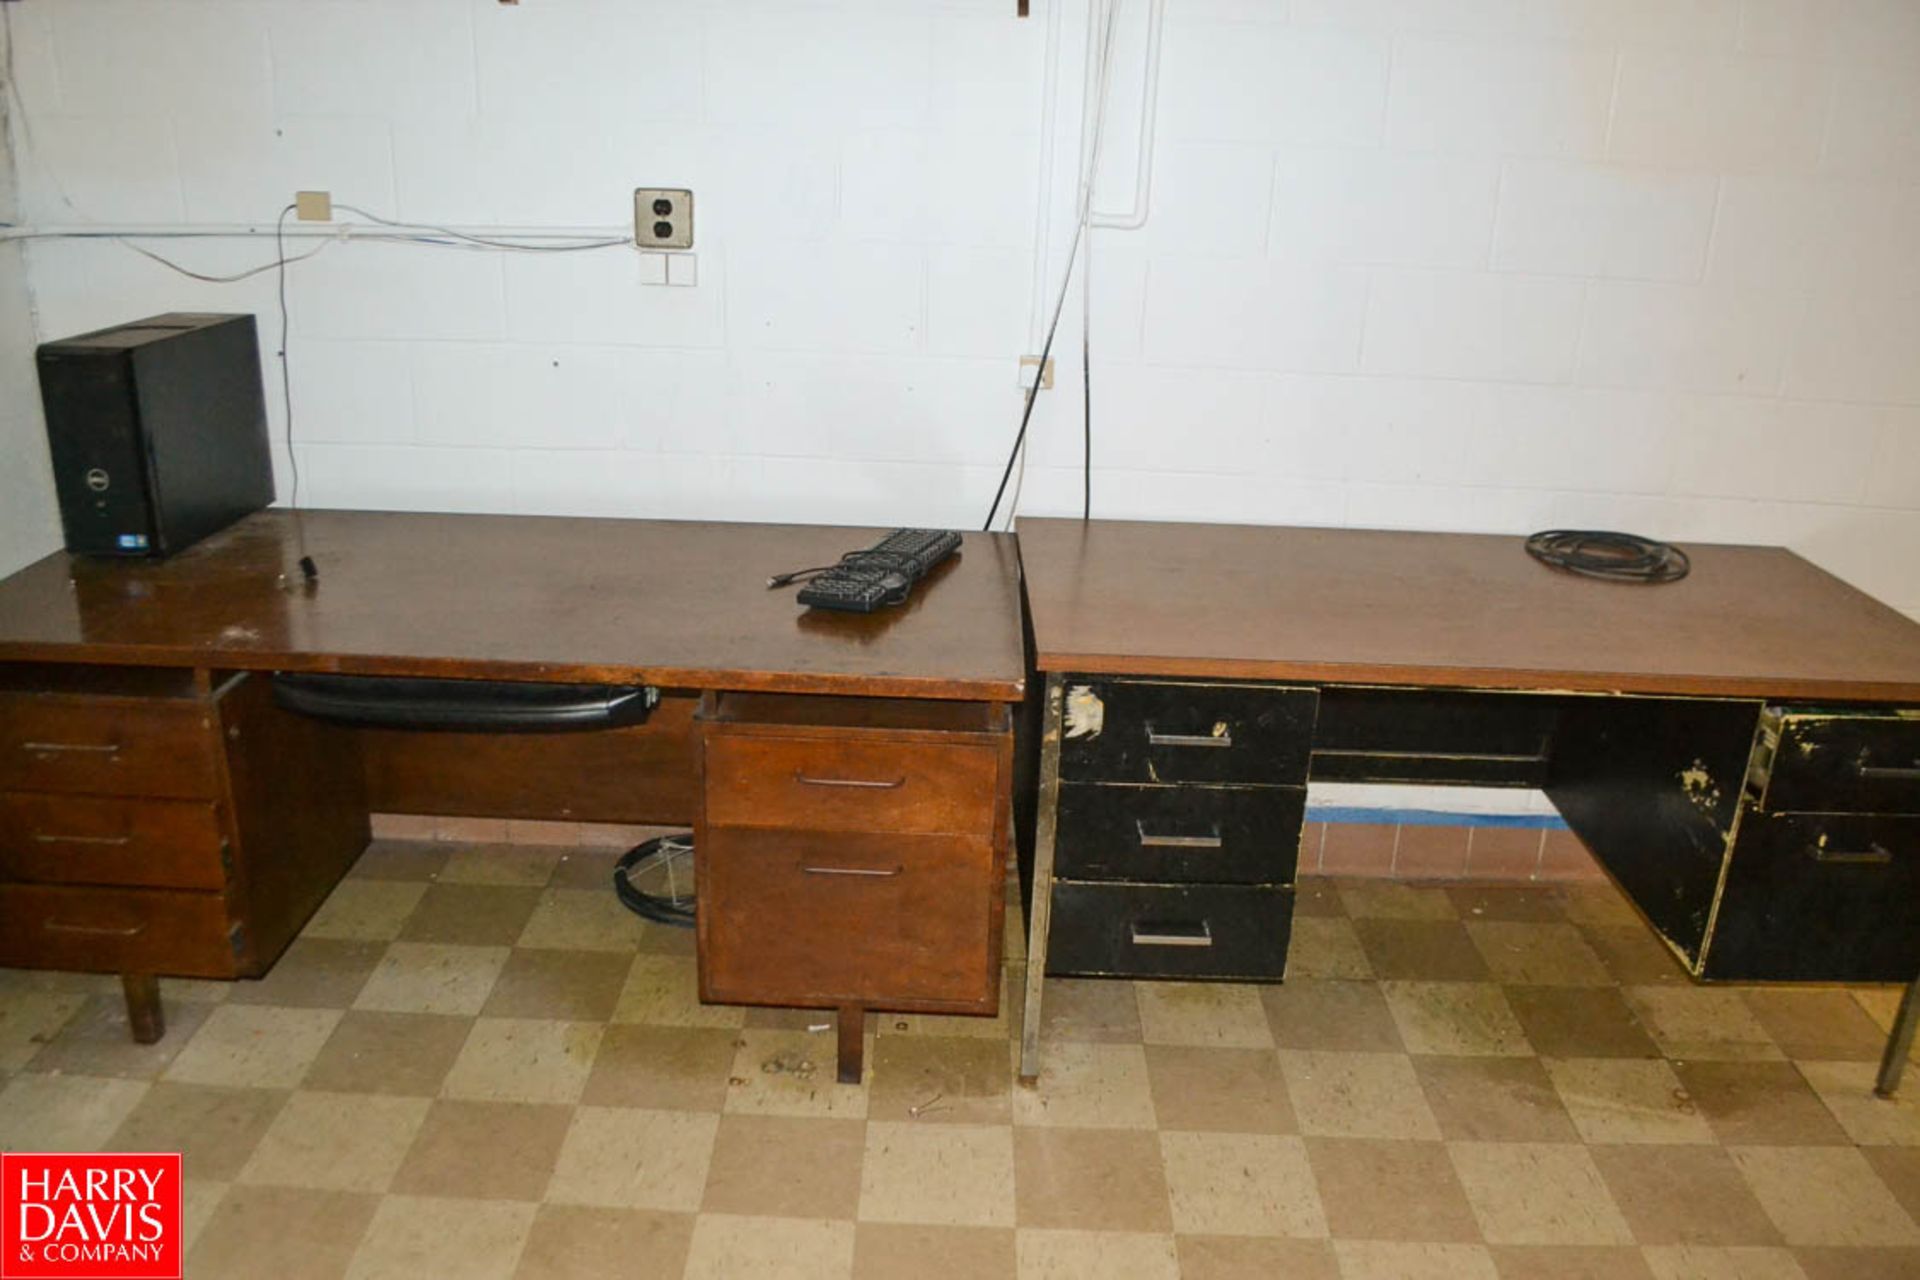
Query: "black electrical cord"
1525 529 1690 584
274 203 319 584
612 832 696 928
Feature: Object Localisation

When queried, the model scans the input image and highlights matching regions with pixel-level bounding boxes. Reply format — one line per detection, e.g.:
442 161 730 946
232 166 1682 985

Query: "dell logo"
84 468 111 492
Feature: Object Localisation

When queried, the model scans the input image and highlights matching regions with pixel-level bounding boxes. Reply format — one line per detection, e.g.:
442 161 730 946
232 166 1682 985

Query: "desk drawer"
699 828 997 1010
1759 710 1920 815
1059 680 1315 785
1705 811 1920 982
0 695 219 799
1047 882 1292 980
1055 783 1305 885
703 733 998 836
0 883 239 978
0 793 228 890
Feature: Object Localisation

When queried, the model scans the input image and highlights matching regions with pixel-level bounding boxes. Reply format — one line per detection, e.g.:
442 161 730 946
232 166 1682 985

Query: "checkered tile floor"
3 839 1919 1279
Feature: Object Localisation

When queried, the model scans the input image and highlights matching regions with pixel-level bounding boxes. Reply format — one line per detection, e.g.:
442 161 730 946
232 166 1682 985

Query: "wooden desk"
1015 517 1920 1091
0 511 1026 1080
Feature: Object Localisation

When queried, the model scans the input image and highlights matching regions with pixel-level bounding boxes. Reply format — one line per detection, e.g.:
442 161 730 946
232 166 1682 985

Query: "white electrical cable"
1088 0 1165 230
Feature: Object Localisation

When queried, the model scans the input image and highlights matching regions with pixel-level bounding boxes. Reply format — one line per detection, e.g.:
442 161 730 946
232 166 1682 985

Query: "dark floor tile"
1144 1044 1296 1133
1447 885 1567 923
482 949 630 1021
1505 985 1660 1059
1305 1137 1480 1242
853 1225 1014 1280
1261 978 1404 1052
1412 1056 1579 1143
390 1100 573 1200
868 1035 1012 1126
1580 925 1689 986
1793 1247 1920 1280
1589 1144 1782 1246
580 1024 744 1114
1013 1127 1172 1231
348 839 450 883
1671 1060 1849 1146
1489 1245 1655 1279
105 1082 288 1181
1742 988 1891 1062
301 1010 472 1096
1177 1235 1340 1279
398 883 543 947
187 1186 378 1280
228 938 385 1009
1352 918 1492 981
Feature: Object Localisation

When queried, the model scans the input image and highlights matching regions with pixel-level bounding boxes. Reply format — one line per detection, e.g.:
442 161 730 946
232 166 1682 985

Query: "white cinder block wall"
3 0 1919 620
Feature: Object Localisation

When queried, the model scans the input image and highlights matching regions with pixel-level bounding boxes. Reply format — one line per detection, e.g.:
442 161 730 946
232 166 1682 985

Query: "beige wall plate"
634 189 693 249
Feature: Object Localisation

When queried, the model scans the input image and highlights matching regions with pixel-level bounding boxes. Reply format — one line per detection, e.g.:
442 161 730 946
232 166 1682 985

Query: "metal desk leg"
1875 975 1920 1098
1019 673 1065 1083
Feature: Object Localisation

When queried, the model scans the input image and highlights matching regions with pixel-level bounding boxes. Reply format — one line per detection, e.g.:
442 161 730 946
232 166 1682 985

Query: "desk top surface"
1018 517 1920 702
0 511 1028 702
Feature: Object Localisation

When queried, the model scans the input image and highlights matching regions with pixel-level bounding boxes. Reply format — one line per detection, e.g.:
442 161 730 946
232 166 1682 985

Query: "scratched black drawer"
1758 710 1920 814
1704 811 1920 982
1046 882 1292 980
1054 783 1305 885
1058 679 1316 785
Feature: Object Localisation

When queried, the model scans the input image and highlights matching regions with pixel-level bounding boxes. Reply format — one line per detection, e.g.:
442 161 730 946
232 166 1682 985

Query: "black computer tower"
36 313 275 557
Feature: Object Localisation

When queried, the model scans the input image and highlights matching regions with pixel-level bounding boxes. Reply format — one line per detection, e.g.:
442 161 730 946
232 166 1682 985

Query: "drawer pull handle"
801 864 903 878
793 771 906 790
1809 842 1894 866
32 833 133 847
20 740 121 756
43 920 146 938
1130 920 1213 948
1855 758 1920 781
1136 822 1223 850
1145 724 1233 749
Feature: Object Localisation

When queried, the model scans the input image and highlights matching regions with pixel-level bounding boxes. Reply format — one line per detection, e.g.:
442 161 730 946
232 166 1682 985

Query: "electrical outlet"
633 189 694 249
1019 355 1055 390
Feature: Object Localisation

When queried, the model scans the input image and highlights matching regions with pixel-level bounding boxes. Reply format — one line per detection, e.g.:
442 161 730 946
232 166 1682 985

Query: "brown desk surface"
0 511 1027 702
1018 517 1920 703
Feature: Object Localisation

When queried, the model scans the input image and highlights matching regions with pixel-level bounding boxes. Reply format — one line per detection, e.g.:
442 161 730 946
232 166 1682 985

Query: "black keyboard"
795 528 962 613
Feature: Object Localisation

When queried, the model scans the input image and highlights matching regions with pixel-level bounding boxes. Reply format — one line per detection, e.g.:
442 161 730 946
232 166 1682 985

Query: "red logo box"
2 1154 181 1280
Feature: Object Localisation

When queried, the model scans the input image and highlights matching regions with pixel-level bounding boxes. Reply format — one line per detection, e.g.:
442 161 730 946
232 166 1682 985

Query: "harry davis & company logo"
2 1153 181 1280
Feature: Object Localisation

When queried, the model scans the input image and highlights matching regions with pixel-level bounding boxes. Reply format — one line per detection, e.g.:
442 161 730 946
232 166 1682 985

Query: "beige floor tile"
1331 1241 1499 1279
1160 1131 1326 1238
1466 921 1611 986
439 843 564 887
1381 982 1532 1057
1339 883 1459 921
301 1009 473 1096
393 1099 574 1201
1015 1228 1180 1279
867 1034 1011 1125
1582 925 1692 987
1731 1146 1920 1247
1261 978 1404 1053
1449 1142 1633 1246
1623 986 1784 1062
517 887 647 951
352 942 510 1017
481 949 631 1022
303 880 426 941
1545 1058 1715 1145
24 993 214 1078
853 1223 1015 1280
683 1214 855 1280
105 1082 288 1181
182 1178 227 1254
1144 1044 1296 1134
1486 1245 1657 1279
238 1090 429 1191
1280 1049 1440 1140
0 1071 148 1151
581 1023 737 1113
514 1204 694 1280
1013 1128 1172 1232
226 938 387 1010
1560 883 1640 929
1036 977 1146 1043
345 1195 537 1280
1011 1039 1156 1129
1136 981 1274 1048
1305 1137 1480 1243
547 1105 719 1212
441 1017 602 1104
1797 1060 1920 1146
1411 1056 1579 1143
186 1185 378 1280
1176 1235 1341 1280
1640 1244 1810 1279
724 1028 871 1118
1287 917 1374 980
0 988 85 1069
611 954 744 1028
1588 1145 1782 1247
161 1005 342 1089
859 1121 1016 1226
348 838 450 882
700 1113 864 1218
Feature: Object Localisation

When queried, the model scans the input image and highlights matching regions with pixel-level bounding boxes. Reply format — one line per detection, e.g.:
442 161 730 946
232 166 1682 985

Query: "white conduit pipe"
0 222 630 241
1087 0 1164 231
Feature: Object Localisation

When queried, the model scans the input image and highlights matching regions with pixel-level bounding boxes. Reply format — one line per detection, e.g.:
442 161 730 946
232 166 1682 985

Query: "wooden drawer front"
1058 680 1316 785
0 884 238 978
1047 882 1292 980
700 828 997 1010
1055 783 1305 885
703 733 998 836
1704 812 1920 983
1762 711 1920 814
0 696 219 799
0 793 228 890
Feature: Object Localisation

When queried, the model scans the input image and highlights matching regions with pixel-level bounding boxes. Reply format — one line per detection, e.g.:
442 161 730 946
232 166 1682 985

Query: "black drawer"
1703 811 1920 982
1046 882 1292 980
1059 679 1316 785
1758 709 1920 815
1055 783 1305 885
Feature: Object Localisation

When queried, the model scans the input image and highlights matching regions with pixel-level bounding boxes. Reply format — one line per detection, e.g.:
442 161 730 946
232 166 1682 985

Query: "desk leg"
837 1004 865 1085
1875 976 1920 1099
122 973 164 1044
1019 674 1066 1084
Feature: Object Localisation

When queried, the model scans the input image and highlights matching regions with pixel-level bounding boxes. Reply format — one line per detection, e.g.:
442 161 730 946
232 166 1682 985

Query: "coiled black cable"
613 833 696 928
1525 529 1690 584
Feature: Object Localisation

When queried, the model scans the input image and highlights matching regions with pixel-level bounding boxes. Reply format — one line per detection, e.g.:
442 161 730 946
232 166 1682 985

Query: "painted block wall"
2 0 1918 626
